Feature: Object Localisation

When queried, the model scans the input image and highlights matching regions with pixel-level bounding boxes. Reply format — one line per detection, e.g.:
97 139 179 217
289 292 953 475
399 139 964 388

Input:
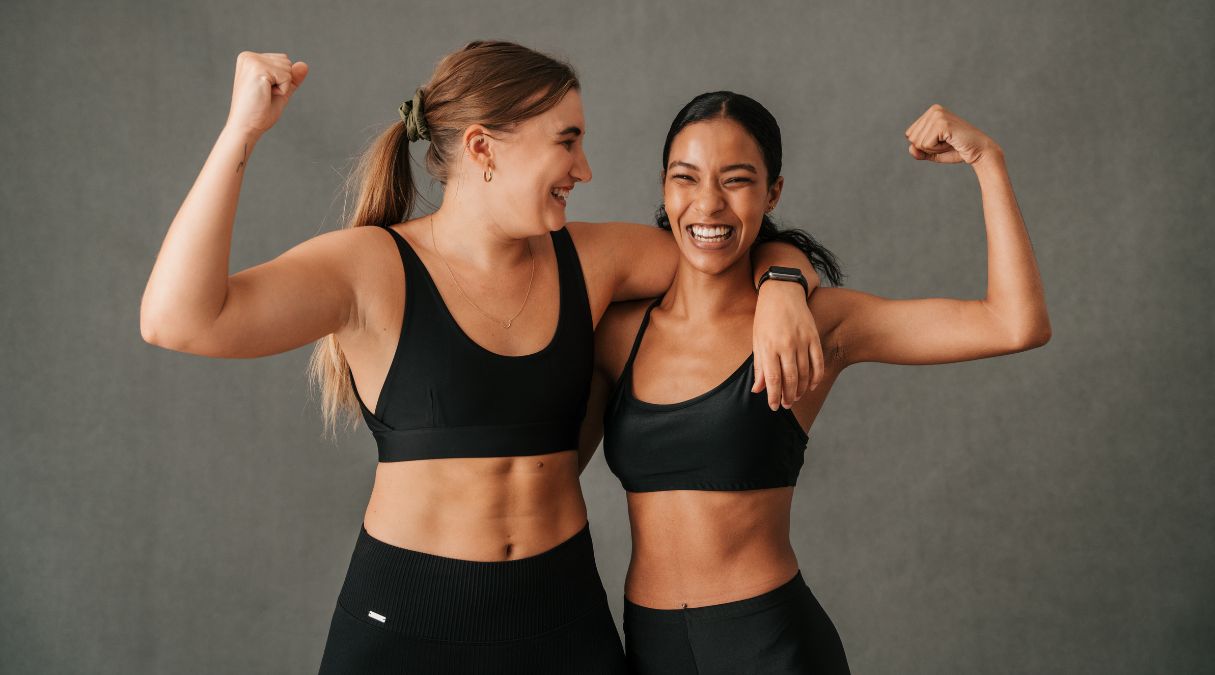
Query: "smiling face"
483 89 591 236
663 117 783 275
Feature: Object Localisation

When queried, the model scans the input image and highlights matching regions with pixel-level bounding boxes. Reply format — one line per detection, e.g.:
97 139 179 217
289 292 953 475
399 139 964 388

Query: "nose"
572 146 592 183
694 181 725 216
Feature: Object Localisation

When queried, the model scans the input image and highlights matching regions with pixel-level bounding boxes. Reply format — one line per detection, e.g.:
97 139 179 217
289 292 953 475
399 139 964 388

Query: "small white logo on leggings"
368 611 386 623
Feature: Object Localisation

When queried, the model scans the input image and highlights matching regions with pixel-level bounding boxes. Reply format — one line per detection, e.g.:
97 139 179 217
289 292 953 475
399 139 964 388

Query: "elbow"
139 306 190 352
140 312 176 350
140 303 165 346
1010 321 1052 352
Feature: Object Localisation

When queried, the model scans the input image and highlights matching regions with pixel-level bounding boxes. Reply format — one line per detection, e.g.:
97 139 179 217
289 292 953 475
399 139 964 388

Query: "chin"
683 248 738 276
541 210 567 232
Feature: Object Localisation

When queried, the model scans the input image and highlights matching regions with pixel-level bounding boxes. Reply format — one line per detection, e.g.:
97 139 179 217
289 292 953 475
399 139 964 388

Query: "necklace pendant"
502 319 512 329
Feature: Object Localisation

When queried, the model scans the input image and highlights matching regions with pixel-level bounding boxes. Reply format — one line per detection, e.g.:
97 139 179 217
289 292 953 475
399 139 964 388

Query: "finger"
762 351 783 411
912 121 938 151
808 332 824 392
908 124 935 156
920 126 952 154
782 349 801 407
257 70 286 94
796 345 810 399
907 112 931 142
780 353 798 409
908 143 928 160
904 109 929 138
929 149 963 164
752 357 767 394
269 69 293 95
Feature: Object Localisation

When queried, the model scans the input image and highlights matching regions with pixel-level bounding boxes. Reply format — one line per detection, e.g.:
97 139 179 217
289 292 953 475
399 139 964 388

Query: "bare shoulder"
311 223 401 293
301 224 406 338
594 298 656 381
284 223 397 271
565 220 667 254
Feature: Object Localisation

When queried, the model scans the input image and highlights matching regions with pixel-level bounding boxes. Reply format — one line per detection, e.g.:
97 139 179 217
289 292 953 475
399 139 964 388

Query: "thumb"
291 61 309 87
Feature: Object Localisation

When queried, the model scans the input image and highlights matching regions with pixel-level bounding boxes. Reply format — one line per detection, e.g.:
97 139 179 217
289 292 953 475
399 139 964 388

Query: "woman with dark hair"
140 45 824 673
581 91 1050 673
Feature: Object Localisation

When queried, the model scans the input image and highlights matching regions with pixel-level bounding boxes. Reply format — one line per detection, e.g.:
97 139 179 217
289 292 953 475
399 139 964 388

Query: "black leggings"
623 571 851 675
318 522 626 674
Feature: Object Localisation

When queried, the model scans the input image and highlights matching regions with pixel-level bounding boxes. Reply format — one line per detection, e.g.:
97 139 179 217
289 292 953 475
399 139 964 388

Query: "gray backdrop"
3 0 1212 673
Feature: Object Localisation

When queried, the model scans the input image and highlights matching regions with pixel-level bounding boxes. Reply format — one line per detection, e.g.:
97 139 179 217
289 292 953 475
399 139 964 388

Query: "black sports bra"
349 225 593 463
602 297 809 492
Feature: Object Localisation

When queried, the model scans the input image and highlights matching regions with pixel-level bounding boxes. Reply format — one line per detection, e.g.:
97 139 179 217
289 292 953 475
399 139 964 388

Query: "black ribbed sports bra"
349 225 593 463
602 297 809 492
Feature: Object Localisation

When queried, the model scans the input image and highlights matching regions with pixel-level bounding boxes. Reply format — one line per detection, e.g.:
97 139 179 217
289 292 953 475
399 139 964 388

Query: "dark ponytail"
657 91 844 287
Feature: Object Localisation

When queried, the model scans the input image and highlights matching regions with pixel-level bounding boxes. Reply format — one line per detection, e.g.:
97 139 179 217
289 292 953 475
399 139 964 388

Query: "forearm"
141 126 260 342
973 150 1050 344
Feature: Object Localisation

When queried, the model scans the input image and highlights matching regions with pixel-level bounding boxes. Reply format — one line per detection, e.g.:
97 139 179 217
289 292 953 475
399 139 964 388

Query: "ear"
766 175 784 212
462 124 495 170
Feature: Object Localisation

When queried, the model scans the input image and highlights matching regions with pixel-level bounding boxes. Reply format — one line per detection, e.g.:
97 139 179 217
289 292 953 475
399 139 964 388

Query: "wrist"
756 266 810 298
219 123 263 147
971 145 1006 174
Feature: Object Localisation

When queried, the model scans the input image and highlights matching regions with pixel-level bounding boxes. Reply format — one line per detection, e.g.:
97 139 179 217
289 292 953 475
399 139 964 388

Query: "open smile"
685 223 735 247
550 186 572 206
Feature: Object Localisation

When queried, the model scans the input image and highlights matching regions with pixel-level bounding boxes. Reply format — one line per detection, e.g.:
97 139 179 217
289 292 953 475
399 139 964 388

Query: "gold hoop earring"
484 168 493 183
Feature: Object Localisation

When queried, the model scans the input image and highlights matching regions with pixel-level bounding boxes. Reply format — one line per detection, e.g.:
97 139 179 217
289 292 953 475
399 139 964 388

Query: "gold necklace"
429 214 535 329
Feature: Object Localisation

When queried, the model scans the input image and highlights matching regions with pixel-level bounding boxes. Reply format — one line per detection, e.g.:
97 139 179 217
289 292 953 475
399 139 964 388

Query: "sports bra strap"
620 297 664 380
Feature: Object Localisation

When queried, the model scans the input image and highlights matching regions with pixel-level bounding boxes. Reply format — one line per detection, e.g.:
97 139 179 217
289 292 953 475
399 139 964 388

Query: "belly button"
504 543 514 556
680 602 688 609
536 461 544 468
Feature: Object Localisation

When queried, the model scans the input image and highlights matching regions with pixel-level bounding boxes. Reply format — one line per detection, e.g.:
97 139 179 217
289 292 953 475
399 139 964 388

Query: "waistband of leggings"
624 570 807 623
337 521 606 642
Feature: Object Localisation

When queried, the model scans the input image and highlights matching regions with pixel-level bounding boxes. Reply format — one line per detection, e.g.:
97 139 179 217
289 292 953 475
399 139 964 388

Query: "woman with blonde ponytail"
140 42 822 673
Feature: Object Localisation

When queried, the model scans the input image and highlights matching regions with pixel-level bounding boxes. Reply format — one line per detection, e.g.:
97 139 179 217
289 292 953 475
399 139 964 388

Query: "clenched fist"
904 104 1000 166
225 51 309 138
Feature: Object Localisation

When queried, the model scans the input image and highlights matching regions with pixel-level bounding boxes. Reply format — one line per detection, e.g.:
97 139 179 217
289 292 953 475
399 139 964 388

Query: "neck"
661 254 757 323
429 187 533 270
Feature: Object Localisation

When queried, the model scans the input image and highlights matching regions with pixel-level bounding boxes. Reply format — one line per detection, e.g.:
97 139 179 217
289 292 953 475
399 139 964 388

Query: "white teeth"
689 224 732 240
550 187 570 203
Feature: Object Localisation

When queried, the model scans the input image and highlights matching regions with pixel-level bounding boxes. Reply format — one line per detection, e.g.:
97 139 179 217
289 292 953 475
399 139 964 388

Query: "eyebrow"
556 126 583 137
667 160 758 173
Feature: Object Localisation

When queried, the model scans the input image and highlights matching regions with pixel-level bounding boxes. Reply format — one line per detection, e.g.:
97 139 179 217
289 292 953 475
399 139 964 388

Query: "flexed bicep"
834 288 1045 367
147 228 364 359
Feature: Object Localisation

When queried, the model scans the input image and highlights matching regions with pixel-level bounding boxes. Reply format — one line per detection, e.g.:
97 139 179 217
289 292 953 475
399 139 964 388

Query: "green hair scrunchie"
397 88 430 142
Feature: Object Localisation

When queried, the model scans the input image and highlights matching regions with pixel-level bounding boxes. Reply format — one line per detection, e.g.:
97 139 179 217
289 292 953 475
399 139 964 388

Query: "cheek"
734 189 767 219
663 186 688 217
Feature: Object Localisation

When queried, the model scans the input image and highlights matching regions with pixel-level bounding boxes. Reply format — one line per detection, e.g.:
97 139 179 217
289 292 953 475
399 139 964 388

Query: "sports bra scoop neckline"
625 349 756 412
603 296 809 493
349 224 594 463
416 229 565 363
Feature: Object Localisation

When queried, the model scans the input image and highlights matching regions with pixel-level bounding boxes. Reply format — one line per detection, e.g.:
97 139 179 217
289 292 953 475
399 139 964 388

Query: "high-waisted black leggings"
317 522 626 674
623 571 851 675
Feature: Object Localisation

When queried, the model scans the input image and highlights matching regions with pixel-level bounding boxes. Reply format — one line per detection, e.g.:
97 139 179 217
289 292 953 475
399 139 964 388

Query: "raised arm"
836 105 1050 367
139 52 362 358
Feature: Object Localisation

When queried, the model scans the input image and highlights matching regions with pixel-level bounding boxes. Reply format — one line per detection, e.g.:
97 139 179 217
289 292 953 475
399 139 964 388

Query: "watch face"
770 266 803 278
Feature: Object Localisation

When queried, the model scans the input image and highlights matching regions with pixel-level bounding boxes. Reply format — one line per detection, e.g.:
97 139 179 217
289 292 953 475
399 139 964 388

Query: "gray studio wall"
2 0 1212 673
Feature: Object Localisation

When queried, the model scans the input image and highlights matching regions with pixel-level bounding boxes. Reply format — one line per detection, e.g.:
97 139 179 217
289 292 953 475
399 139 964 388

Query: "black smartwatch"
756 266 809 297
